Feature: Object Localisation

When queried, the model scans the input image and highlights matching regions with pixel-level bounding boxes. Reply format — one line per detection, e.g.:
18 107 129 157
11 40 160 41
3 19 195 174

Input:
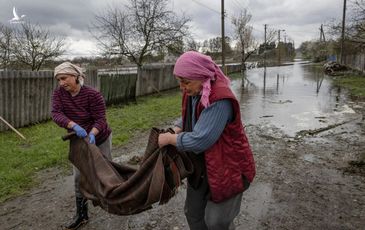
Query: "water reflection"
232 60 356 137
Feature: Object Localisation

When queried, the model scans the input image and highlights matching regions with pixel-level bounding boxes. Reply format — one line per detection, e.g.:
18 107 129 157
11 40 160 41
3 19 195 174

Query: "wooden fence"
99 72 137 105
137 64 177 96
0 63 242 131
0 71 55 131
344 53 365 73
0 70 99 131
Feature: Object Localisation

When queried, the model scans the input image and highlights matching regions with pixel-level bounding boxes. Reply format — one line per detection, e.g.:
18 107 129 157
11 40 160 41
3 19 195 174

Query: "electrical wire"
191 0 220 15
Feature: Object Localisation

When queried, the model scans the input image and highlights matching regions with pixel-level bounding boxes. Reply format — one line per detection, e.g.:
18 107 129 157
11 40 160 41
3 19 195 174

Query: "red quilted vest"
181 80 256 203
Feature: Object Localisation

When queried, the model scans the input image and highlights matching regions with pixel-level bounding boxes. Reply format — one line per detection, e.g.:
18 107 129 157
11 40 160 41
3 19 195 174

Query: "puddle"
237 182 273 229
302 153 318 163
231 61 357 137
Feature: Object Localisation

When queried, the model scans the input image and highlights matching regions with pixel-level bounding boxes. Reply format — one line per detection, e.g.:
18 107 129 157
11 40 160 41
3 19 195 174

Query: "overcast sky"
0 0 346 58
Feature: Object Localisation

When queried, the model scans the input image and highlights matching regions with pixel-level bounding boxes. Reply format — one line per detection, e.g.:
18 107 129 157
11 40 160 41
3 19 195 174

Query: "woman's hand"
158 133 178 148
173 126 182 134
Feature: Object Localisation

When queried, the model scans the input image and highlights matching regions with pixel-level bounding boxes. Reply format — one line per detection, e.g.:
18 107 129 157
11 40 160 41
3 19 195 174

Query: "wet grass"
107 90 181 146
228 72 244 80
332 73 365 98
0 89 181 203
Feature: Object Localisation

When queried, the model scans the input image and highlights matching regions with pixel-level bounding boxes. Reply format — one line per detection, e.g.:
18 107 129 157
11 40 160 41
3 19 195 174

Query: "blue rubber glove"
89 132 96 144
72 124 87 138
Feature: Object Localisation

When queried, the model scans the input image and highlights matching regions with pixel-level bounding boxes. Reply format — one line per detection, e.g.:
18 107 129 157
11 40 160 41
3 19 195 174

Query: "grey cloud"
0 0 347 56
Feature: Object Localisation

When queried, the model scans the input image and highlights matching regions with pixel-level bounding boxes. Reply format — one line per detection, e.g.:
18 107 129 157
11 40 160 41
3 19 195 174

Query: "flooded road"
231 61 358 137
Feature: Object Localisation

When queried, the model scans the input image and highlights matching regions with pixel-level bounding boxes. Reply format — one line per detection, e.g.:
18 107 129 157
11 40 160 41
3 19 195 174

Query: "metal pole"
221 0 225 72
277 29 285 64
340 0 347 64
264 24 267 67
278 30 281 64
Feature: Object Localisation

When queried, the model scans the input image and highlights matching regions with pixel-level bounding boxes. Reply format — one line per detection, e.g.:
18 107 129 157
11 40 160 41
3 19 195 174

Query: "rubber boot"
64 197 89 230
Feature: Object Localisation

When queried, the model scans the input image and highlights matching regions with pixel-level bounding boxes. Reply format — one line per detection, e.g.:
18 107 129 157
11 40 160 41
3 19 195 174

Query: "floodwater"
231 60 357 138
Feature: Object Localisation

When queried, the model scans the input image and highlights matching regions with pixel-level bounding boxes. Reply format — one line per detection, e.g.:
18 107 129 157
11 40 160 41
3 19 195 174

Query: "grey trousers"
184 175 243 230
73 134 112 198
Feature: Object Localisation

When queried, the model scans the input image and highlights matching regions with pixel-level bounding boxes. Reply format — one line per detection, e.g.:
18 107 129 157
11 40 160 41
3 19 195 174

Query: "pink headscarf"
173 51 231 108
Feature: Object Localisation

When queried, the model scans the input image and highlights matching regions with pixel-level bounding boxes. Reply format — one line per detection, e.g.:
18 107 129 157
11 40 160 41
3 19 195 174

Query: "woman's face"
56 74 78 93
176 76 203 96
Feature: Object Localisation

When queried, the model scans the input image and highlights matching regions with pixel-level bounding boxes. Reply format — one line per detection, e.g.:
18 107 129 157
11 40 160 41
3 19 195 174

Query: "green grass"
107 90 181 146
0 89 181 202
228 72 244 80
333 74 365 98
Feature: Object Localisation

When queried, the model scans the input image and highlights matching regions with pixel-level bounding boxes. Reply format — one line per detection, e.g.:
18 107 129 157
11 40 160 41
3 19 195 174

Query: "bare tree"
201 40 209 53
0 24 14 70
266 28 277 45
326 0 365 51
209 37 221 53
92 0 190 67
183 37 200 52
166 38 184 55
200 36 232 59
232 9 255 71
163 36 199 56
349 0 365 46
12 22 65 71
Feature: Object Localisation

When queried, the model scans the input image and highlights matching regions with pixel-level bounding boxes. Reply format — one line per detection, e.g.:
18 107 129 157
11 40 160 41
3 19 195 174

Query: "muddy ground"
0 102 364 230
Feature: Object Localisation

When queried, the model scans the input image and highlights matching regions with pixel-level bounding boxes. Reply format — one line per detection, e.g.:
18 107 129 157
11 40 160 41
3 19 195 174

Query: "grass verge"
332 73 365 98
0 89 181 203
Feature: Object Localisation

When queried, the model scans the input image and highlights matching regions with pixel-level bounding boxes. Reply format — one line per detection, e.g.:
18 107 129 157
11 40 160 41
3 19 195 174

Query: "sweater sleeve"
176 99 233 154
51 89 71 128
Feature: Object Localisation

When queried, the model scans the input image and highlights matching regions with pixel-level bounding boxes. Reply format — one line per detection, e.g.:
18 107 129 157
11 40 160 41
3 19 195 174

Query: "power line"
233 0 250 11
189 0 279 43
191 0 239 22
230 0 245 11
191 0 220 15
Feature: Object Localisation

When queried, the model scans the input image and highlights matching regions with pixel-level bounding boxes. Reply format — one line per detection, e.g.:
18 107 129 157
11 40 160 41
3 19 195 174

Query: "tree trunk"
241 49 246 72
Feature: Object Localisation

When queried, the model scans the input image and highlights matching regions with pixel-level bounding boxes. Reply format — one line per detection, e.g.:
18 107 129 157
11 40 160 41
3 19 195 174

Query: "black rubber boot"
64 197 89 230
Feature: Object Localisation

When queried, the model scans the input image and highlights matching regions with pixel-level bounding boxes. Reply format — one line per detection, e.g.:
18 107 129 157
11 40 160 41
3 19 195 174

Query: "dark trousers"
184 175 243 230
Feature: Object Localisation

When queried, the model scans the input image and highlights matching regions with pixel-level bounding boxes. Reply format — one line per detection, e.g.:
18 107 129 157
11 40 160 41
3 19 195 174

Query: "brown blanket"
65 128 193 216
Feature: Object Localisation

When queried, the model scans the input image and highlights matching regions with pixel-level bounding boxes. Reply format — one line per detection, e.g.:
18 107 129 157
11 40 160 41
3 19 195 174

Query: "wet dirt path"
1 116 364 229
1 62 364 229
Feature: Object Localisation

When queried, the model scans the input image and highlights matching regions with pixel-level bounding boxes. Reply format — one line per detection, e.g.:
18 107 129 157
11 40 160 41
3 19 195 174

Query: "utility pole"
288 39 292 57
283 34 287 59
340 0 347 64
277 29 285 64
319 24 326 42
221 0 225 72
264 24 267 67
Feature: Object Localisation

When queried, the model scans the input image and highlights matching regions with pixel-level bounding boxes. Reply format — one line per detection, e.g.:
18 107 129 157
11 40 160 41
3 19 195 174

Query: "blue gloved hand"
72 124 87 138
89 132 96 144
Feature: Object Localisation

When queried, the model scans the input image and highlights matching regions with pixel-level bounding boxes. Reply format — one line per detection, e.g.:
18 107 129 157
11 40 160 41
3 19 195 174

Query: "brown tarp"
65 128 193 216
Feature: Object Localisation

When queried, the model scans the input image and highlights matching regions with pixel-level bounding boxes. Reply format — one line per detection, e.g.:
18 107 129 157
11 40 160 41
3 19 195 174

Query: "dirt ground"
0 102 364 230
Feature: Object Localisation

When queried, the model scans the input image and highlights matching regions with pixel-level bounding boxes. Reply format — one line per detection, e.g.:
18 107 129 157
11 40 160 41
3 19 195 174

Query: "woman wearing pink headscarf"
158 51 256 230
